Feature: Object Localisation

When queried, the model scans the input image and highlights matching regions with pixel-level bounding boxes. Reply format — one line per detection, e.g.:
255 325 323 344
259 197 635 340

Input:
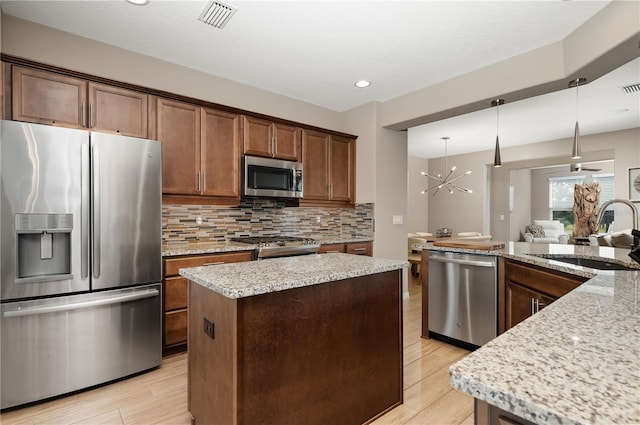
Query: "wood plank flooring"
1 274 473 425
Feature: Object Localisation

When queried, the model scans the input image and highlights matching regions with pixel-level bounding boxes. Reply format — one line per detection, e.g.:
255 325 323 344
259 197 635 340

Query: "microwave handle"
294 170 303 192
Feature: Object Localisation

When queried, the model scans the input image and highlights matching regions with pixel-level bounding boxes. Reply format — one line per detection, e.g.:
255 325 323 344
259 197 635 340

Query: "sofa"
524 220 569 244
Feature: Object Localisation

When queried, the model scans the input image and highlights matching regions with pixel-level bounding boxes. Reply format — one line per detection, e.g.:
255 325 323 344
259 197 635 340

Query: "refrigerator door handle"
81 143 90 279
2 289 159 318
92 144 101 278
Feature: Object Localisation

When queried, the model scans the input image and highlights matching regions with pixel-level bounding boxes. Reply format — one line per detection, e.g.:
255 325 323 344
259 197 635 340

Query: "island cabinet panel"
502 259 587 332
188 270 403 425
242 116 301 161
162 251 253 354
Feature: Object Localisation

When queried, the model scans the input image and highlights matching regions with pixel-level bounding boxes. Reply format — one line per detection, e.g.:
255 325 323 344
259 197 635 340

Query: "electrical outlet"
203 318 214 339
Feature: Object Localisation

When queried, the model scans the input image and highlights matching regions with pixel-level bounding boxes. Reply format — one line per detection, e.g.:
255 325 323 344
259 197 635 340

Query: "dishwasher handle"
429 254 496 268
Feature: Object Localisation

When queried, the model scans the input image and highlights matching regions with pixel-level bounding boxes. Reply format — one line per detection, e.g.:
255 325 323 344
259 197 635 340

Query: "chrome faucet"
596 199 639 230
596 199 639 249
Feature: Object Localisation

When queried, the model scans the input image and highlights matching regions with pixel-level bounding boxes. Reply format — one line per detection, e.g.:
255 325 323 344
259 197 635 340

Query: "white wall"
407 156 429 233
509 169 532 241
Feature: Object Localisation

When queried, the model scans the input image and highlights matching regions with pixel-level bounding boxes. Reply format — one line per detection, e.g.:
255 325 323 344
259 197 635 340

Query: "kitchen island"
180 253 406 425
419 241 640 425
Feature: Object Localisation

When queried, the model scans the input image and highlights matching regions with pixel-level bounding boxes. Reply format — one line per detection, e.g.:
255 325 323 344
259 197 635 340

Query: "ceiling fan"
570 163 602 173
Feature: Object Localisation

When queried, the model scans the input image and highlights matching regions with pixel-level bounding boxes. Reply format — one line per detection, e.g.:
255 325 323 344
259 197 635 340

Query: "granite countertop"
163 237 373 257
420 241 640 425
179 253 406 299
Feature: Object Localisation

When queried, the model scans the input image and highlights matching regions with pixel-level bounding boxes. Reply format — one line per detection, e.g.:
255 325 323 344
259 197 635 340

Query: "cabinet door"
330 136 355 202
242 116 273 157
273 122 301 161
505 281 556 330
12 66 86 128
89 82 148 138
201 108 241 198
156 98 201 195
302 129 330 200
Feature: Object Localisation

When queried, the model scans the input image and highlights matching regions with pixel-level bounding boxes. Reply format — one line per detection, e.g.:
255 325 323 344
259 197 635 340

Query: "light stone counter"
179 253 407 299
163 237 373 257
415 241 640 425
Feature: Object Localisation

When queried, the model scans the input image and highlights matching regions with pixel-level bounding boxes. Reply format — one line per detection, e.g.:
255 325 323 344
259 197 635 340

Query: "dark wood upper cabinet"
301 129 330 200
201 107 241 198
302 129 355 205
155 97 201 196
88 82 148 138
11 66 149 138
12 66 86 128
243 116 301 161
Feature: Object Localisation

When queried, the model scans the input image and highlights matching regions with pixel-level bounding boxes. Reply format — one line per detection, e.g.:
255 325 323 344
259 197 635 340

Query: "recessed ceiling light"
609 108 630 115
354 80 371 88
125 0 150 5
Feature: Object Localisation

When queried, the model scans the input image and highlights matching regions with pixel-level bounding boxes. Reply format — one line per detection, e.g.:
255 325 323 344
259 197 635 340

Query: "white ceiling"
2 0 638 158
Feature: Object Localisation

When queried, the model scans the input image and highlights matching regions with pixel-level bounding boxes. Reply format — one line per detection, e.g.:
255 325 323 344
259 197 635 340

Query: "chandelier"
421 137 472 196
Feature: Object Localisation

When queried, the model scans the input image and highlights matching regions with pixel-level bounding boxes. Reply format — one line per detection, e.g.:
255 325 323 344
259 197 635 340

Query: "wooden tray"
432 240 505 250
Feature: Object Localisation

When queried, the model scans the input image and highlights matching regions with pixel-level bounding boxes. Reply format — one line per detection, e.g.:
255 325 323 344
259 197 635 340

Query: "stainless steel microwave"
243 156 303 198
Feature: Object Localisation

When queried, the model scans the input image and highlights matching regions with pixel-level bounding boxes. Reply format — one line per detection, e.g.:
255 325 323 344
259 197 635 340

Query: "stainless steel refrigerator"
0 120 162 410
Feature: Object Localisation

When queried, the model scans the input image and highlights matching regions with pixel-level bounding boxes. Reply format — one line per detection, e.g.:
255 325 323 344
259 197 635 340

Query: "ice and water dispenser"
15 213 73 282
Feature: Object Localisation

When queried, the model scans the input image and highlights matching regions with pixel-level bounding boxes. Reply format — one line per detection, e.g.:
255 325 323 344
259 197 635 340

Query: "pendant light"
421 137 472 196
569 77 587 159
491 99 504 167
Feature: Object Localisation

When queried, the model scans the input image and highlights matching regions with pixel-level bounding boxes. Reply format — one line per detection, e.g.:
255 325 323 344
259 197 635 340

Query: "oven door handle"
429 255 495 268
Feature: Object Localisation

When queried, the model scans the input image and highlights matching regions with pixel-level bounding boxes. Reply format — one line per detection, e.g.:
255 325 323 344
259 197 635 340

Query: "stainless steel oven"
243 156 303 199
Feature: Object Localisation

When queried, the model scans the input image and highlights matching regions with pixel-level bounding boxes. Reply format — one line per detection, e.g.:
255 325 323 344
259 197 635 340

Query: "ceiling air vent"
620 83 640 94
198 0 237 29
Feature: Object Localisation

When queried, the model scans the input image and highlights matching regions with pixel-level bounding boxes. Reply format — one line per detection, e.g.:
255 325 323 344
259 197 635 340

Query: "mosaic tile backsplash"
162 200 374 245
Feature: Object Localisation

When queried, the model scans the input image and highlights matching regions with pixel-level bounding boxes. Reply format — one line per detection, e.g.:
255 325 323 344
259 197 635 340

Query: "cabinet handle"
271 137 276 157
324 250 342 253
531 298 536 315
537 300 546 311
352 247 366 252
202 262 225 266
81 101 86 127
89 103 93 127
196 171 201 192
202 171 206 193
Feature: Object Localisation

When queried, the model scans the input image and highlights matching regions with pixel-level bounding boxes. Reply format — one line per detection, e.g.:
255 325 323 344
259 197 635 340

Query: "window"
549 176 584 232
548 174 615 233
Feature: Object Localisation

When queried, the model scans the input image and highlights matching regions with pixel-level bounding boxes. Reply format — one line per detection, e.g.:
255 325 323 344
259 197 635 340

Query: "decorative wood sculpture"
573 182 600 238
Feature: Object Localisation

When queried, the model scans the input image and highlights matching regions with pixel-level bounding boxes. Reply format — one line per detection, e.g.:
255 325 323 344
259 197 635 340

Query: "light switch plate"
392 215 403 225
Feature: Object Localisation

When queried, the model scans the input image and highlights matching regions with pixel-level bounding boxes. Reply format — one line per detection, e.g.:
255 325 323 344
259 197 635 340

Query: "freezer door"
90 132 162 290
1 120 90 300
0 283 161 409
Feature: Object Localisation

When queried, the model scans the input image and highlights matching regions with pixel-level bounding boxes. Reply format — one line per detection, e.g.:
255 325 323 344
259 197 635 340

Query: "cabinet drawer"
319 243 345 254
505 260 586 299
346 242 372 256
163 251 254 276
165 310 188 347
165 276 188 311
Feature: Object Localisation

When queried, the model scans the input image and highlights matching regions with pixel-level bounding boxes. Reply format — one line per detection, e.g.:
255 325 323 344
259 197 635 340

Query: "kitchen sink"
541 256 638 271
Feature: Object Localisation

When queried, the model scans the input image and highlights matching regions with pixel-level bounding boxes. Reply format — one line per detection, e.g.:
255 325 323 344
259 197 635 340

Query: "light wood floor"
1 274 473 425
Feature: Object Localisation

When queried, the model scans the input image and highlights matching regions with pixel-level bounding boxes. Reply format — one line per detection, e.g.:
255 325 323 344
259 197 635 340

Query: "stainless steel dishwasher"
428 251 497 348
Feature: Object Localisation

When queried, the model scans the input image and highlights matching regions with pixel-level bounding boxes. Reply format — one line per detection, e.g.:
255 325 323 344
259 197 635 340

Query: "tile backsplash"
162 200 374 245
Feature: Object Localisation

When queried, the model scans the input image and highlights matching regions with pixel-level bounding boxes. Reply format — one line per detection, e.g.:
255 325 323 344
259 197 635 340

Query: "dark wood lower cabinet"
161 251 253 354
475 400 537 425
188 270 402 425
502 259 588 332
